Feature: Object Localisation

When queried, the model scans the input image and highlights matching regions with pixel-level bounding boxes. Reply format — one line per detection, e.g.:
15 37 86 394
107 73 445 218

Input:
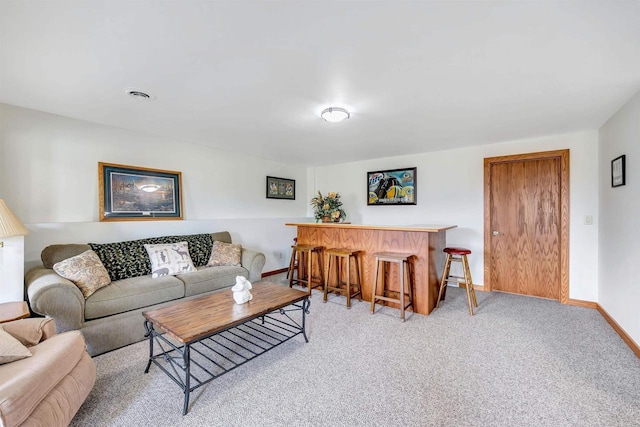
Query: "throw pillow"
1 318 53 347
143 241 197 278
207 241 242 267
89 240 153 281
0 327 32 365
53 250 112 299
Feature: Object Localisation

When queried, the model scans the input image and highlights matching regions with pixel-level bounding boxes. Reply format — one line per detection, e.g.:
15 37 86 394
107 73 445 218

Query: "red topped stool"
437 247 478 315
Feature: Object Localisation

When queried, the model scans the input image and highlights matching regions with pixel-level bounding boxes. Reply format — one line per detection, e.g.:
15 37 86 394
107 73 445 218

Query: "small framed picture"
266 176 295 200
611 155 626 188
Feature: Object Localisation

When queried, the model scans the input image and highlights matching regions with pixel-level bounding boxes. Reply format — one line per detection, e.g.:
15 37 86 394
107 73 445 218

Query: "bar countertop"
285 223 457 233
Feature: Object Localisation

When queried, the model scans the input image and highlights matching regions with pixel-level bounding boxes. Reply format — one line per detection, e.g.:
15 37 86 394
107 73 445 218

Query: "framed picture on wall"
367 167 417 205
266 176 295 200
611 155 626 187
99 162 183 221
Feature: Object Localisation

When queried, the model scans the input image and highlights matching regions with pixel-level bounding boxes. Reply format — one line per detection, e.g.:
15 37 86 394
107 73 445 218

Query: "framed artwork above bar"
99 162 183 221
367 167 417 205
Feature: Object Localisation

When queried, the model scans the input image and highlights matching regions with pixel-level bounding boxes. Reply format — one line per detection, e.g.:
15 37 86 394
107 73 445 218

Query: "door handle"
492 230 500 236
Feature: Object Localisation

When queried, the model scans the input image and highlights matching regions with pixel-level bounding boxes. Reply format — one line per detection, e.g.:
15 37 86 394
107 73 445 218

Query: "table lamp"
0 199 29 303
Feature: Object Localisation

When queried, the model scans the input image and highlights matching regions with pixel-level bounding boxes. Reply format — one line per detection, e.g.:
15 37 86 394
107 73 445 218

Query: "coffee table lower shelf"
144 299 310 415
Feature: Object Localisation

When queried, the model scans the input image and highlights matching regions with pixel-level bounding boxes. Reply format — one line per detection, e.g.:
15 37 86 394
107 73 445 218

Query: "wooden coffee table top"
142 282 308 344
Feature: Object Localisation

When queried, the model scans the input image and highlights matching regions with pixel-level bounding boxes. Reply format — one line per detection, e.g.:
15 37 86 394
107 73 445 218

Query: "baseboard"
261 268 288 278
597 304 640 359
567 298 598 309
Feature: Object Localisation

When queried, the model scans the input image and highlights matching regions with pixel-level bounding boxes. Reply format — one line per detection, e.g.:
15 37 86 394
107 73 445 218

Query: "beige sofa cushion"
179 265 248 297
84 274 185 320
41 244 92 269
0 331 86 427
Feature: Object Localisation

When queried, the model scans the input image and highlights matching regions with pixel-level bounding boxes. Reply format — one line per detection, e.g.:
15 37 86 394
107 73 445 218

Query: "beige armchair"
0 317 95 427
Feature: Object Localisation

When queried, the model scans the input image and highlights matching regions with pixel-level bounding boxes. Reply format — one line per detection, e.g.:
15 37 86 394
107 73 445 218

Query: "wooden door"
484 150 569 302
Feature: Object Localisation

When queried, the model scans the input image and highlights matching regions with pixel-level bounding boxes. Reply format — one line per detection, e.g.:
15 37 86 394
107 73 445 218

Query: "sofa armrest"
0 318 55 347
241 248 266 283
25 267 85 333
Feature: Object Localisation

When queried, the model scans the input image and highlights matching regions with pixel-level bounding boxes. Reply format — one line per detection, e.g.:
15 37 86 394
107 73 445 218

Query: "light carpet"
70 280 640 427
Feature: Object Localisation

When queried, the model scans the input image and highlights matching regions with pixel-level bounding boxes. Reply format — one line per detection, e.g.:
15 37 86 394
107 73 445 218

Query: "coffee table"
142 281 310 415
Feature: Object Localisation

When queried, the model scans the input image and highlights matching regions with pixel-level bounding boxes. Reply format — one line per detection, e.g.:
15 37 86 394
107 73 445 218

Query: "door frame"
483 149 570 303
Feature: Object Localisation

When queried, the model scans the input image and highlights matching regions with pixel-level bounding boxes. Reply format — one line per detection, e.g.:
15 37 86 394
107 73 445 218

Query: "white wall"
599 90 640 346
312 131 600 302
0 104 307 278
0 103 603 310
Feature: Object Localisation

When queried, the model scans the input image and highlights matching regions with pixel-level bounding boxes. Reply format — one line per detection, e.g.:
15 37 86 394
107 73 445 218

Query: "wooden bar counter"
285 223 456 315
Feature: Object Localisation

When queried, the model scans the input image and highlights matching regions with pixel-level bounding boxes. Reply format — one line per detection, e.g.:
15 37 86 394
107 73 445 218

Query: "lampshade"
321 107 350 123
0 199 29 238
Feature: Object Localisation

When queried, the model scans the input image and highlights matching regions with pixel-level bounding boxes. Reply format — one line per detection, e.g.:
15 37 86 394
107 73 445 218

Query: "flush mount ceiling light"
321 107 350 123
124 87 154 100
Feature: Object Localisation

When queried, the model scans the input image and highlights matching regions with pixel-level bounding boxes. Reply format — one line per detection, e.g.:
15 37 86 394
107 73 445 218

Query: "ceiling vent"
124 88 154 100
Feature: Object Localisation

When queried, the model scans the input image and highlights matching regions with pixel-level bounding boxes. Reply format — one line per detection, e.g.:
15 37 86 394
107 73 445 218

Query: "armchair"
0 318 95 427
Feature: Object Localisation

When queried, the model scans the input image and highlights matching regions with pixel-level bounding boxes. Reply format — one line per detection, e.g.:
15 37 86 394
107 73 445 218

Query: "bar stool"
288 244 324 295
437 247 478 315
323 248 363 308
370 252 415 322
286 237 298 279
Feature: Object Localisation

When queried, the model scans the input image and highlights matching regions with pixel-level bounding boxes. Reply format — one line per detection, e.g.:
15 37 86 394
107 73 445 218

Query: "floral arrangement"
310 191 347 222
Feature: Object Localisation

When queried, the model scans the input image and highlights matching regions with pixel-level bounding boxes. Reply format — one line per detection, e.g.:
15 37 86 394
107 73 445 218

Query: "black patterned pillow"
89 240 152 281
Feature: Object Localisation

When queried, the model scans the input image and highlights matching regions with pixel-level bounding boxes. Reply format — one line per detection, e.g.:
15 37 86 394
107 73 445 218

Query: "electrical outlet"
584 215 593 225
275 251 283 260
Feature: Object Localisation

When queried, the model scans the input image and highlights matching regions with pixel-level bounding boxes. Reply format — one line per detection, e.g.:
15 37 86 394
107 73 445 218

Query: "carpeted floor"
70 276 640 427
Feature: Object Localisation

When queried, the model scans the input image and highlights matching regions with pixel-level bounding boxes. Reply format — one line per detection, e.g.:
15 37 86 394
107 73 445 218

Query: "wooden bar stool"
437 247 478 315
323 248 363 308
286 237 298 279
288 244 324 295
370 252 415 322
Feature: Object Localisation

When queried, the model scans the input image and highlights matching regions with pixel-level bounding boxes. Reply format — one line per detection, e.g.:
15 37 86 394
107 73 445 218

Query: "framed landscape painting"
367 167 417 205
99 162 183 221
266 176 295 200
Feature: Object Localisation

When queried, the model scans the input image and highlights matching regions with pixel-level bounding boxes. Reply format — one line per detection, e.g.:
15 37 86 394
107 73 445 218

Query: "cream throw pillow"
0 327 32 365
144 241 197 278
207 241 242 267
53 249 112 298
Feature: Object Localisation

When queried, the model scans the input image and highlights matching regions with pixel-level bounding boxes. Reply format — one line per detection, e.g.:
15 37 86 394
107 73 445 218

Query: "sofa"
25 231 266 356
0 317 95 427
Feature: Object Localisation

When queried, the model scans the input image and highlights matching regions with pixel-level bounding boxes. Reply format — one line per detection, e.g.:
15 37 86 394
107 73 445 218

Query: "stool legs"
324 251 362 308
370 256 414 322
288 247 324 296
370 258 381 314
462 254 478 315
437 253 478 315
286 246 296 280
437 253 453 308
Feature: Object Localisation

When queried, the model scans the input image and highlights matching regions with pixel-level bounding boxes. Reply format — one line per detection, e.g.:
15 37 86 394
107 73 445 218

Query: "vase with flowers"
310 191 347 223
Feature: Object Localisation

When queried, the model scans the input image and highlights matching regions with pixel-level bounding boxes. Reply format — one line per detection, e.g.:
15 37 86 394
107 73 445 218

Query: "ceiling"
1 1 639 166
